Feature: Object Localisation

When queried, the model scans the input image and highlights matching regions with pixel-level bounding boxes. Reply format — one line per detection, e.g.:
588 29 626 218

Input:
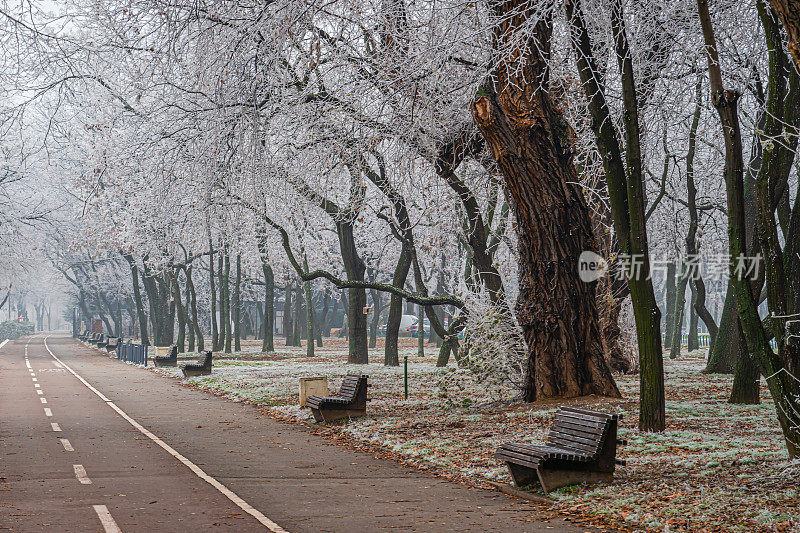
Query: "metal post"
404 356 408 399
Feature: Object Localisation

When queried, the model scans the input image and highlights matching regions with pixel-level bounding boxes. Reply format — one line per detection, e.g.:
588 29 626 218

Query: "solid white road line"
43 335 289 533
44 408 52 416
40 397 47 404
92 505 122 533
0 339 8 350
51 422 61 431
60 438 74 451
73 464 92 484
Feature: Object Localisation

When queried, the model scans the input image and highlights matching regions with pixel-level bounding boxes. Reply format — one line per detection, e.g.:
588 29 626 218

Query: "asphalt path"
1 334 594 532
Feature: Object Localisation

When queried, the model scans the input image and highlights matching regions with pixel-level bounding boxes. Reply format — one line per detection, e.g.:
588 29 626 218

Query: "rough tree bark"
472 2 620 401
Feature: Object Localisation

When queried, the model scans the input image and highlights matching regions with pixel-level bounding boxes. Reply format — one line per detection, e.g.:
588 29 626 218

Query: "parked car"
378 314 419 337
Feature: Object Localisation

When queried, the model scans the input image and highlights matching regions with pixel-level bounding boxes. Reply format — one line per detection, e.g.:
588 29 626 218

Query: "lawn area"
149 338 800 532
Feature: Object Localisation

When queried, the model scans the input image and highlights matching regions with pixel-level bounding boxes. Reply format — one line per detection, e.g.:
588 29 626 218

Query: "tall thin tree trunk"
234 254 241 352
223 253 232 354
303 260 315 357
284 283 293 345
417 303 424 358
369 289 381 349
173 273 186 353
210 244 219 351
187 266 203 351
123 254 149 345
385 247 411 366
261 263 274 353
185 269 195 352
688 282 699 351
663 262 676 349
293 281 303 347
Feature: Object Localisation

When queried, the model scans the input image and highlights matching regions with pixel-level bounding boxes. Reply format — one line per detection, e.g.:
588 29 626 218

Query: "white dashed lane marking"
73 464 92 485
93 505 122 533
37 390 43 395
40 398 47 404
43 335 288 533
44 408 52 416
51 422 61 432
60 439 74 452
32 378 37 382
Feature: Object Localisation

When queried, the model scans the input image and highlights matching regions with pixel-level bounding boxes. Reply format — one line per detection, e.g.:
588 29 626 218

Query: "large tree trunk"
729 318 761 404
472 6 619 402
338 223 369 364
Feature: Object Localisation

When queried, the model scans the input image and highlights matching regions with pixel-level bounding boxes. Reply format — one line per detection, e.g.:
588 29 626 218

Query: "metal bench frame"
496 406 625 493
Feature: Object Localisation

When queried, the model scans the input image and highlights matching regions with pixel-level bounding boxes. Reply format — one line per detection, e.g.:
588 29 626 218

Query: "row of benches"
151 345 214 377
306 375 625 493
78 331 122 352
77 331 624 494
78 331 212 378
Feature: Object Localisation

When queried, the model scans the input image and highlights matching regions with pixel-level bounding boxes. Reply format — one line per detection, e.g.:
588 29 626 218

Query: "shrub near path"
152 339 799 532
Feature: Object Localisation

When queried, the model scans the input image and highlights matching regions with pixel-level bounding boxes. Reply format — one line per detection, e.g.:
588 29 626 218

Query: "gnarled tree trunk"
472 6 619 401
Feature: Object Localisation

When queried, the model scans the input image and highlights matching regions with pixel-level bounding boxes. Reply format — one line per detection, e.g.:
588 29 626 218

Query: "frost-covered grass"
149 339 799 532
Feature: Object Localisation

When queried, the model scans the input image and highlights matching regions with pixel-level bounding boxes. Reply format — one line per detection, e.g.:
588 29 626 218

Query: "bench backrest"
167 345 178 360
337 374 367 403
546 406 618 459
198 351 212 369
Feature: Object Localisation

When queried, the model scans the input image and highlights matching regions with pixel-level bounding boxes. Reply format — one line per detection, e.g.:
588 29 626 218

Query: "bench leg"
536 468 614 493
315 408 366 424
310 408 325 423
505 463 541 490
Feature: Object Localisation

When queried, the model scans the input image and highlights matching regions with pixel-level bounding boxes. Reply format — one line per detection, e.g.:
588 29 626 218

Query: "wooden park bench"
495 406 625 493
89 333 101 345
105 337 121 353
153 345 178 368
96 335 109 349
306 374 368 423
78 330 89 341
181 351 212 377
